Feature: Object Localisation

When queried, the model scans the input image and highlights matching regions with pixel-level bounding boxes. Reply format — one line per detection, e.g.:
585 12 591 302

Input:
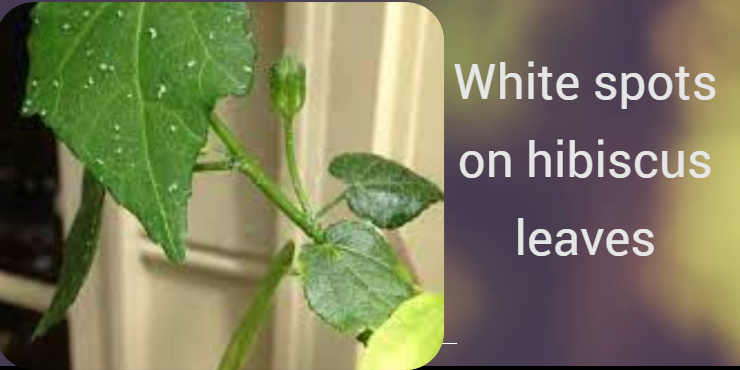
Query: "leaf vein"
135 2 177 252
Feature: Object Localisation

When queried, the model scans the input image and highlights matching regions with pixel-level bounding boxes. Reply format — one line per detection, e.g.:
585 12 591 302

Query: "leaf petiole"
317 190 347 219
194 160 235 173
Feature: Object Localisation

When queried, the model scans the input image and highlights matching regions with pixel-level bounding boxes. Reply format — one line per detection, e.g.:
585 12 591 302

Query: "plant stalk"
284 120 314 217
210 115 322 241
218 242 296 370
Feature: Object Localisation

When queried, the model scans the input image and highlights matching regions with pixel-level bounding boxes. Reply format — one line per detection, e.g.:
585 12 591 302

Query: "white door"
58 3 443 370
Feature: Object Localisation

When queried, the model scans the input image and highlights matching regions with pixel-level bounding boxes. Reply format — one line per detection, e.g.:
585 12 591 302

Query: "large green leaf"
329 153 444 229
24 2 256 262
358 293 444 370
34 171 106 339
299 221 416 333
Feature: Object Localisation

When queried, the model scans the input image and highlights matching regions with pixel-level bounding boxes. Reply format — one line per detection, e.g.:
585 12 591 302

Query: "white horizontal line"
442 343 457 345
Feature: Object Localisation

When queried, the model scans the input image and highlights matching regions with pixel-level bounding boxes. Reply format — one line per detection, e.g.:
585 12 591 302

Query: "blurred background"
0 2 443 370
422 0 740 366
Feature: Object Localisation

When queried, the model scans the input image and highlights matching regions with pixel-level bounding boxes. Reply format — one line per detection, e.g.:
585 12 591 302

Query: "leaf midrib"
134 2 177 253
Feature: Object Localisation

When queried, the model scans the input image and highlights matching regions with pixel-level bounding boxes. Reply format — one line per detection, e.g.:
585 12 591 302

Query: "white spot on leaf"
148 27 158 39
156 84 167 99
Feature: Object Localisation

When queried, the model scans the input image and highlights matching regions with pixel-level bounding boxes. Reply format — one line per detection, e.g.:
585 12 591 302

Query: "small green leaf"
299 221 416 333
329 153 443 229
25 2 256 262
358 293 444 370
219 242 295 370
34 170 106 339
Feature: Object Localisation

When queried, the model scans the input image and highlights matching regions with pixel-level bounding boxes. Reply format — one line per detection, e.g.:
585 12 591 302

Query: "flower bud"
270 53 306 122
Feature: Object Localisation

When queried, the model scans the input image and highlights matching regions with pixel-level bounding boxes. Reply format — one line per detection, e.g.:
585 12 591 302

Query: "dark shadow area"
0 3 70 369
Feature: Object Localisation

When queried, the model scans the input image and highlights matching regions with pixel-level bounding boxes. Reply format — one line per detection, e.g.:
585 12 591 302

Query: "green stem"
317 191 347 219
284 120 314 217
218 242 296 370
210 115 322 241
194 160 233 173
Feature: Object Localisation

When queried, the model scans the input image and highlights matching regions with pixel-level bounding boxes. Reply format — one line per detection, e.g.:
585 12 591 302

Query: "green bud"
270 53 306 122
